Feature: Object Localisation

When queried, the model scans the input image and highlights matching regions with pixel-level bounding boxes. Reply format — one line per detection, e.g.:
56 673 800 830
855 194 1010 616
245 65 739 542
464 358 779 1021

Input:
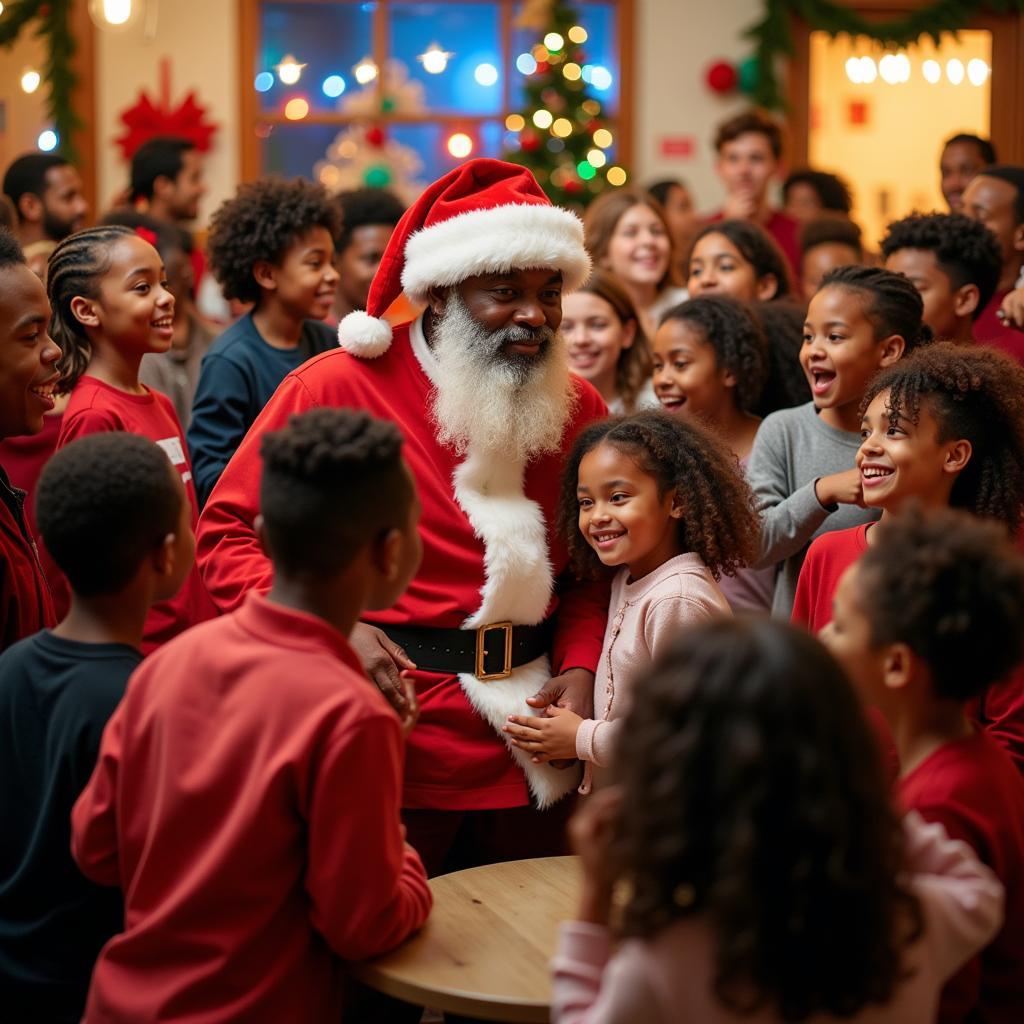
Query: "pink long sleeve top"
575 553 730 794
552 813 1004 1024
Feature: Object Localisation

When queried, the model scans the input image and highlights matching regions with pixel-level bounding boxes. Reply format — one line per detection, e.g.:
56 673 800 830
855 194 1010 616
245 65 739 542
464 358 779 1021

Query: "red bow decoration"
115 59 218 161
135 226 159 247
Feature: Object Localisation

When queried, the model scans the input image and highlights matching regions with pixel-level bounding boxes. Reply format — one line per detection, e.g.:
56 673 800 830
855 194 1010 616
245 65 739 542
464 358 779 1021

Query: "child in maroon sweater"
0 229 60 650
72 408 431 1022
824 506 1024 1024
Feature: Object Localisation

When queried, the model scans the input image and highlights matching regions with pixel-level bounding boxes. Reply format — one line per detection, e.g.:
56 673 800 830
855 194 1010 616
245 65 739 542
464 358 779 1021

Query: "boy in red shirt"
0 228 60 649
824 506 1024 1023
71 407 432 1022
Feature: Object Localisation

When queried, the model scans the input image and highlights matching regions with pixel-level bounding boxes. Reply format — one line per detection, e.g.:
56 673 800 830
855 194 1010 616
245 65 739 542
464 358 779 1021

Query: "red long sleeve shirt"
71 594 431 1023
197 324 610 810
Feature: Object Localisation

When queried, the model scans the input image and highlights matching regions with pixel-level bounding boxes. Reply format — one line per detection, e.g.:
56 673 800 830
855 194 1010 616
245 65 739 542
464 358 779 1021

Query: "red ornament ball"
705 60 738 94
563 178 583 195
535 61 549 74
520 131 541 152
365 125 386 147
585 119 602 134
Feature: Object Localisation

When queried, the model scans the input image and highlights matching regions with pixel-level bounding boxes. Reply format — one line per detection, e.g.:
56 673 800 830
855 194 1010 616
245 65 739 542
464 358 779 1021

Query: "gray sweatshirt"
747 402 880 617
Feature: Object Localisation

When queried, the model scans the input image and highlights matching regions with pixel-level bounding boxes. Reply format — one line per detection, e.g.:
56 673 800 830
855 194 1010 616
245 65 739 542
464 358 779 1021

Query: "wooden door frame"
70 0 98 217
784 1 1024 169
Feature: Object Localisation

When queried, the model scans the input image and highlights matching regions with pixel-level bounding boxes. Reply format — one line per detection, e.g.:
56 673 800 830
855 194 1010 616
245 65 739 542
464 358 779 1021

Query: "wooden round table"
352 855 581 1023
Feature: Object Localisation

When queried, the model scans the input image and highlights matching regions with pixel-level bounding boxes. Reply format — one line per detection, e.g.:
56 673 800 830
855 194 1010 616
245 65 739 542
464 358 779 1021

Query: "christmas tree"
503 0 626 207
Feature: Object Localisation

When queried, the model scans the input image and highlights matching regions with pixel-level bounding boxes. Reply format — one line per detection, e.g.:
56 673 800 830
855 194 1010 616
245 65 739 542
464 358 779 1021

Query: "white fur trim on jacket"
338 309 393 357
402 203 592 302
452 448 580 808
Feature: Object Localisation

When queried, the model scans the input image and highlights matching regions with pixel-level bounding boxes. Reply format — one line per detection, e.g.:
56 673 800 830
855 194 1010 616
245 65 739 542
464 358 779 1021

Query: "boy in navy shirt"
0 432 193 1021
187 178 340 505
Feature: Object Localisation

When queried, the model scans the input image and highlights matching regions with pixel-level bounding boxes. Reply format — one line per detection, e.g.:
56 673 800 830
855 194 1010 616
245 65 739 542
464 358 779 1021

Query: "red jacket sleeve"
197 374 320 612
551 571 609 676
968 667 1024 775
303 708 431 959
71 700 125 887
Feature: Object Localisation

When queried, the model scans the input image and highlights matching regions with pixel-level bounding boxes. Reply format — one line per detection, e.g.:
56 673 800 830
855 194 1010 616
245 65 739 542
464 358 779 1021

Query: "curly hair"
260 407 413 579
783 169 854 215
37 432 182 596
335 187 405 253
207 178 342 304
880 212 1002 320
659 295 768 414
857 505 1024 701
47 225 135 395
0 227 25 269
818 265 933 352
557 410 761 581
863 342 1024 532
752 299 810 415
583 188 678 291
799 214 863 259
573 270 653 412
609 617 922 1019
688 220 792 300
713 110 783 159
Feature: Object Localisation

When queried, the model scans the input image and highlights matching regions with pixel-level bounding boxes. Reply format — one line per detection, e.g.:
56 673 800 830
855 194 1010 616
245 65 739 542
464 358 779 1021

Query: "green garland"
0 0 80 160
745 0 1024 110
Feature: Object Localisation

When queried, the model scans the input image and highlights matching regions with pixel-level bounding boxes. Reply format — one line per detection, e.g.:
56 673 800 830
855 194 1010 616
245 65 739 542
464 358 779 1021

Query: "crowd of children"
1 108 1024 1024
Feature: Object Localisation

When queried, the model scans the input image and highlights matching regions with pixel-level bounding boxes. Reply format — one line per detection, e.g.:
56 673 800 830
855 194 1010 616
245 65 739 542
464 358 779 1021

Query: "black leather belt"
381 621 552 680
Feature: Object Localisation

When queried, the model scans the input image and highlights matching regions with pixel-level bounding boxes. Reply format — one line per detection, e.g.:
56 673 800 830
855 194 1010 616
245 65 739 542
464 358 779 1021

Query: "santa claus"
197 159 608 874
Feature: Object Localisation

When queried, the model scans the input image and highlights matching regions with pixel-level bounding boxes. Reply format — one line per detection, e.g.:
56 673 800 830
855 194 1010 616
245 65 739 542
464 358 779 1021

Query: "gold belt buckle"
476 621 513 680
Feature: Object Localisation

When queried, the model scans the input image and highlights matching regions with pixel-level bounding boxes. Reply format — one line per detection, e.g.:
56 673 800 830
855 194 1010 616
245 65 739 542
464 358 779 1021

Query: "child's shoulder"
806 523 870 560
758 401 818 438
205 314 263 362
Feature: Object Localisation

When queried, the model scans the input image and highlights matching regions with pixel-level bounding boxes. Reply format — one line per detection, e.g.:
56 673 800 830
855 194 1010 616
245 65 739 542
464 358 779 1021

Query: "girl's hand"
569 786 623 924
815 467 864 508
503 705 582 762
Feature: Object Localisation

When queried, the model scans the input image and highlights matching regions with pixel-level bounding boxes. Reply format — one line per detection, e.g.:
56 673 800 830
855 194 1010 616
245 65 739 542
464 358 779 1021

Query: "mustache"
480 322 558 350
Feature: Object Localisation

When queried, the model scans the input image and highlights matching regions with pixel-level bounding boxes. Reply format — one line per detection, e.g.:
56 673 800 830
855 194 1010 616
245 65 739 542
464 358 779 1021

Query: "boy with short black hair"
800 215 864 300
187 178 341 504
0 432 193 1022
825 505 1024 1024
0 229 60 649
73 407 431 1023
881 211 1002 346
333 187 405 322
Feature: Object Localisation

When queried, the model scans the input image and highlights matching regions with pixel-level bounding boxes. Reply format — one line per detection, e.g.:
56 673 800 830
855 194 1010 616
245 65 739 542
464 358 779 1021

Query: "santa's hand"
528 667 595 718
350 622 419 732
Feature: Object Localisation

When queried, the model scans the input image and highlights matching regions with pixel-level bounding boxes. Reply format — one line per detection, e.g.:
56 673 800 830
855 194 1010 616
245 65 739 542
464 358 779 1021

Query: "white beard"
430 292 576 461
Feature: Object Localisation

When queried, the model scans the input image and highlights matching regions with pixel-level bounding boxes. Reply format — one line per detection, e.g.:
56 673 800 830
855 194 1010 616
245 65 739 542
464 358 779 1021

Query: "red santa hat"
338 158 592 357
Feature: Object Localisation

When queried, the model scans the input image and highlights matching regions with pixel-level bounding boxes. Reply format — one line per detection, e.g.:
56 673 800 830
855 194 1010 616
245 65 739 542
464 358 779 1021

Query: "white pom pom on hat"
337 157 591 359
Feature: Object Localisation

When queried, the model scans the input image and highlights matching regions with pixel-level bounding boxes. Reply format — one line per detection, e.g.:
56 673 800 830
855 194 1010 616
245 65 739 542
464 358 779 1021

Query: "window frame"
237 0 634 181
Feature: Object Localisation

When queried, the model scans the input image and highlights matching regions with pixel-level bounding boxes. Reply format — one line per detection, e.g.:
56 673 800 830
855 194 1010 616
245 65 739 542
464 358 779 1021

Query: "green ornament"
363 164 393 188
381 96 396 112
738 55 759 96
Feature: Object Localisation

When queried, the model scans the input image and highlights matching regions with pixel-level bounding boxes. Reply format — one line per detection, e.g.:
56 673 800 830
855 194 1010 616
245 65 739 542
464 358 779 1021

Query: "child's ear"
252 260 278 292
620 317 638 350
668 491 685 519
878 333 906 367
882 642 914 691
721 367 738 388
254 514 271 557
755 274 779 301
953 282 981 320
374 526 404 581
944 438 973 474
70 295 101 329
152 532 177 579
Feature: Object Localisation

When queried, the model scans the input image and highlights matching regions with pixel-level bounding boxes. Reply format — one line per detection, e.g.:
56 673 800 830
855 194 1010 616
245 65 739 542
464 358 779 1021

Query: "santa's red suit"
198 160 608 812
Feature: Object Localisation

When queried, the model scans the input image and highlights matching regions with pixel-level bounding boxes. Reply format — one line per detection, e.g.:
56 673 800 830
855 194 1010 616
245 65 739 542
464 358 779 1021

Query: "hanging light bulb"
946 59 965 85
353 57 379 85
20 69 41 94
276 54 306 86
967 58 990 86
88 0 142 30
922 59 941 84
418 43 453 75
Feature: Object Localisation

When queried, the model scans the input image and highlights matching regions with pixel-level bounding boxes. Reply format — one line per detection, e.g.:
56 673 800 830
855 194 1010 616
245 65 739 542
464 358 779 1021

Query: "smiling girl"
583 190 687 338
747 265 931 616
503 411 759 791
49 225 214 651
793 342 1024 634
687 220 791 304
562 271 655 413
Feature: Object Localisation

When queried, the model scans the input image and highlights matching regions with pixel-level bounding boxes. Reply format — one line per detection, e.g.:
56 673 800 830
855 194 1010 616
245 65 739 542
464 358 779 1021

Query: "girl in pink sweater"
504 411 760 790
551 618 1004 1024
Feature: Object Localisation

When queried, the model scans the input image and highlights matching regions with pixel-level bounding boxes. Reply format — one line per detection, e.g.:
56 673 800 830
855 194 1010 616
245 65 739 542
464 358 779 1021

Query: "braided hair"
558 410 761 581
818 265 933 352
863 342 1024 532
47 224 134 395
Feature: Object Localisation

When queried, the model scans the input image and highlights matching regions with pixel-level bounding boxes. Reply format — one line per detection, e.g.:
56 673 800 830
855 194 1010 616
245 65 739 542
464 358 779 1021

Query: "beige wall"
0 30 54 180
634 0 764 215
94 0 239 223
